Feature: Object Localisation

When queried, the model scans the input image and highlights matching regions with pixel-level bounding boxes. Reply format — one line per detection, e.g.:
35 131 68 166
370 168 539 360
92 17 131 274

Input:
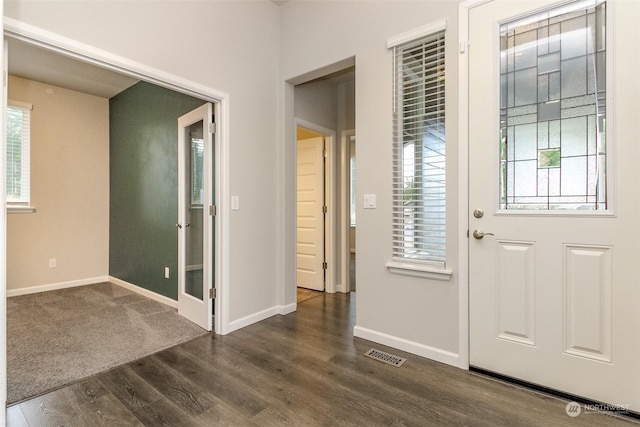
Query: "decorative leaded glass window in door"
499 1 607 210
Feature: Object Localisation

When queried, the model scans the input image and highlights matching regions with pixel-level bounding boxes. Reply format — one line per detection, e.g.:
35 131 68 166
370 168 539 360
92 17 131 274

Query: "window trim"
386 19 447 49
387 22 451 280
6 99 35 214
385 259 452 281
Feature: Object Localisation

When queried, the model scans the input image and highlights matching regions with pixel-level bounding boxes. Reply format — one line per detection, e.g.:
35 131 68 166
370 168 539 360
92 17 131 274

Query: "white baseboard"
226 302 298 333
332 283 351 293
227 306 280 333
109 276 178 309
7 276 109 297
279 302 297 315
353 325 459 368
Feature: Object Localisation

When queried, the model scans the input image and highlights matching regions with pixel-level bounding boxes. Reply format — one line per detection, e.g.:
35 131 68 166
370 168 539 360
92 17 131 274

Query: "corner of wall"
353 325 460 368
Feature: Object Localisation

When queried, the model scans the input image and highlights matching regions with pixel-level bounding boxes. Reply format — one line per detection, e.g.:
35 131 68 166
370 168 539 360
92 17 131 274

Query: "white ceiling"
7 38 139 99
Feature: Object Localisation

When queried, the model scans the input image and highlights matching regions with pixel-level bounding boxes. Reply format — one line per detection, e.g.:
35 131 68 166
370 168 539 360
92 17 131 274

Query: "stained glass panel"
499 1 607 210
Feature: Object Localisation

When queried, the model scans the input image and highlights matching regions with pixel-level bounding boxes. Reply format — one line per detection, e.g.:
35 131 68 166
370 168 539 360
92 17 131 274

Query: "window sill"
7 206 36 214
386 260 452 281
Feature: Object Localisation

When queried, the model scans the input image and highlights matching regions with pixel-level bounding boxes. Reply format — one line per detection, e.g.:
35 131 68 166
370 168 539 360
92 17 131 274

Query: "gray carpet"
7 281 208 404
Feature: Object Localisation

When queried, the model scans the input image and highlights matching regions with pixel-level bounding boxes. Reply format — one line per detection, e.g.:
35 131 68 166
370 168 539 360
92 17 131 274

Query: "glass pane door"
178 102 213 331
184 120 204 300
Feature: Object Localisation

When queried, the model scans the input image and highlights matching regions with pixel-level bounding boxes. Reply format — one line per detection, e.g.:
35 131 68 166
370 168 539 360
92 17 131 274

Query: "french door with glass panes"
468 0 640 410
178 103 214 331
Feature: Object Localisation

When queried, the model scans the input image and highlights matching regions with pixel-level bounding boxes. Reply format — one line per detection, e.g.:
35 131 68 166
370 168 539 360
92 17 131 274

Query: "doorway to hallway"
296 126 326 292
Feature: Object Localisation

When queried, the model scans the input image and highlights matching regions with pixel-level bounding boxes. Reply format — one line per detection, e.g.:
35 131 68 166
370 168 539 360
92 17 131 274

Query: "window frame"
6 99 35 214
385 20 452 281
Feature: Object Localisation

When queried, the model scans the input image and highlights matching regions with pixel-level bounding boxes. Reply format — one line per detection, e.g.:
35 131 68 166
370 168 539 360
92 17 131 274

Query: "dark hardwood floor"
7 293 637 426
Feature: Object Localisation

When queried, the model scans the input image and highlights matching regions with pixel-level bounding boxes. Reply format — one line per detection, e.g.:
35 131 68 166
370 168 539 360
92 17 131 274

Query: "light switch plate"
231 196 240 211
364 194 376 209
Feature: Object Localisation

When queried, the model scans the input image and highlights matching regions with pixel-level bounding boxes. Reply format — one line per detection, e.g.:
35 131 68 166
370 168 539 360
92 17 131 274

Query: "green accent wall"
109 81 205 300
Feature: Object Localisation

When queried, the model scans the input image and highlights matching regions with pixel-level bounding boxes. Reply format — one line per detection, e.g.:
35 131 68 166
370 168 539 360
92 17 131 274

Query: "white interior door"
178 103 214 330
469 0 640 410
297 136 325 291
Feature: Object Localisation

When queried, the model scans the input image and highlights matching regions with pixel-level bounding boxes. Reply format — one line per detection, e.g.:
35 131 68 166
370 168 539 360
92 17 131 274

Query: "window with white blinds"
391 30 446 268
7 101 32 207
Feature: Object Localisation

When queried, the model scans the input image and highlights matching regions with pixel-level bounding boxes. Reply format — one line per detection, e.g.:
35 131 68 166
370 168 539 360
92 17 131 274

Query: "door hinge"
322 205 328 214
209 205 217 216
322 262 328 270
209 122 216 134
209 288 216 299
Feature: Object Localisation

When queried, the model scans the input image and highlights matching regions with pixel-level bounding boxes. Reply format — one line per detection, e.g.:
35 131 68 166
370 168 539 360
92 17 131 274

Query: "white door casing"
341 130 356 293
468 0 640 410
297 136 325 291
1 36 7 421
178 103 214 331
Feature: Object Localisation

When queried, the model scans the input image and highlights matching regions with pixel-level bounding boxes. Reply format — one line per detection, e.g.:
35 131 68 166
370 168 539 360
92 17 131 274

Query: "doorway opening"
296 126 326 296
289 61 355 306
3 29 229 335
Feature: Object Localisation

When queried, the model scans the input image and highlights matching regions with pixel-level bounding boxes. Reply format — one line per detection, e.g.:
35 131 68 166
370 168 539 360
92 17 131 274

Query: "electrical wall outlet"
49 258 57 268
164 267 170 279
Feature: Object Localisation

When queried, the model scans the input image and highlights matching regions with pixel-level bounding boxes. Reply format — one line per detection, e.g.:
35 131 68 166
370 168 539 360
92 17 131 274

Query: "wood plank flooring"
7 292 637 426
296 287 323 304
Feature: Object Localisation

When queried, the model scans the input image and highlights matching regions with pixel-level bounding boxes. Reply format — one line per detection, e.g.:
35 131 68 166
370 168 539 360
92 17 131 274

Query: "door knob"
176 223 182 229
473 229 494 239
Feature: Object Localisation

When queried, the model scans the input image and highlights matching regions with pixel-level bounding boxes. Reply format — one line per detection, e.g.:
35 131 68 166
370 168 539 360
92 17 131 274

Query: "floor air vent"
364 348 406 367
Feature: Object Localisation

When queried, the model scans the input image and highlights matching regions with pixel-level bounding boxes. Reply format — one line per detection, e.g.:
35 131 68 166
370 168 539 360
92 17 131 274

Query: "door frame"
3 18 231 335
340 129 355 293
295 118 337 293
457 0 494 370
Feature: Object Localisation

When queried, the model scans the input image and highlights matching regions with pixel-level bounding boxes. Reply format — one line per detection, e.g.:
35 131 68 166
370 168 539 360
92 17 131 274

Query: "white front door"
178 103 214 330
297 136 325 291
468 0 640 410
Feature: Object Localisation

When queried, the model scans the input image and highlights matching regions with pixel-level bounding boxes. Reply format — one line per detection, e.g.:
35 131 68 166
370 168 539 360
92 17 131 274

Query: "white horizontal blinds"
6 102 32 204
392 31 446 266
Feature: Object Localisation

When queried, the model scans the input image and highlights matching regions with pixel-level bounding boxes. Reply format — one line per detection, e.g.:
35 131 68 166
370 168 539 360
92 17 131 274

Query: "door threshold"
470 367 640 421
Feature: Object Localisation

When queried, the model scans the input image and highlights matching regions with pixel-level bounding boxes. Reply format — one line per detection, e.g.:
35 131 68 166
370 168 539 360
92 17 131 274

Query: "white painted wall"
280 1 461 361
295 79 338 131
7 75 109 292
337 80 355 132
4 1 281 324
